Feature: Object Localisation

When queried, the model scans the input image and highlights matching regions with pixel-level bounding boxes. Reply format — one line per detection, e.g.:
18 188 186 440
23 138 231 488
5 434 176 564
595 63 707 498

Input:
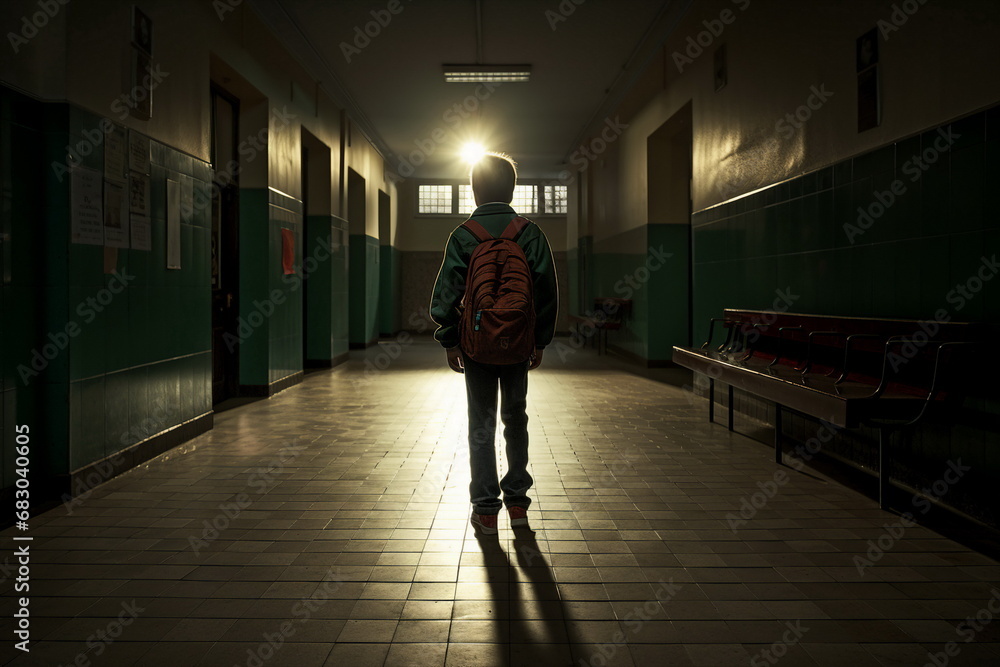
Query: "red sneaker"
471 512 498 535
508 506 529 527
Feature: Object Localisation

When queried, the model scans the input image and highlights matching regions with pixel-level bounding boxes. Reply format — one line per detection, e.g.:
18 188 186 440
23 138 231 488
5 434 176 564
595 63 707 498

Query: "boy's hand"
447 346 464 373
529 349 543 370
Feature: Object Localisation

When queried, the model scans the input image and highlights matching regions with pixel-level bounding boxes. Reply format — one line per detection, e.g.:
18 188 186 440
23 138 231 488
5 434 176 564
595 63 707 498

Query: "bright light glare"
461 143 487 165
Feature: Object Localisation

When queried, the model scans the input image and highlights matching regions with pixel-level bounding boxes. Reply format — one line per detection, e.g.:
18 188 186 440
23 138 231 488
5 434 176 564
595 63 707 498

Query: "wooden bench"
569 298 632 355
672 310 982 507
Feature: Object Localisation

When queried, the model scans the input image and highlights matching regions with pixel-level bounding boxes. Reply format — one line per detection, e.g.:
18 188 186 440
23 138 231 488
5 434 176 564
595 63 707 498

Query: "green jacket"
430 202 558 350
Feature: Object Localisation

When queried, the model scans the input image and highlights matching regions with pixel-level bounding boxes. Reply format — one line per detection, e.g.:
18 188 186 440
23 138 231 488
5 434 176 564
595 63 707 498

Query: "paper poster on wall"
70 166 104 245
130 214 151 251
103 179 129 248
104 124 128 183
129 172 150 216
166 179 181 269
129 131 150 174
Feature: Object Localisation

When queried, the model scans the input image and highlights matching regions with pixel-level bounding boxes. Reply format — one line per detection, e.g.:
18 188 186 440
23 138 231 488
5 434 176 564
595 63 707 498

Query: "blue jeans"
463 352 533 515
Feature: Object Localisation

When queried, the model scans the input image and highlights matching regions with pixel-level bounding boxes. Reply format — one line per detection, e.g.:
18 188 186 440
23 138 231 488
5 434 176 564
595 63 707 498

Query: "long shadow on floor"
474 525 582 666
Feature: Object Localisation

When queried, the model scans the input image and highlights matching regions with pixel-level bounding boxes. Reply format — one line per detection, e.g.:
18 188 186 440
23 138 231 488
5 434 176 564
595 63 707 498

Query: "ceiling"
248 0 690 180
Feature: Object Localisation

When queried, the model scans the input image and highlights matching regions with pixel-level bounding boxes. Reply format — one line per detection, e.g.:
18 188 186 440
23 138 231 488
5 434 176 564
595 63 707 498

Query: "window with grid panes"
458 185 476 215
510 185 537 214
419 183 568 215
417 185 453 214
543 185 568 214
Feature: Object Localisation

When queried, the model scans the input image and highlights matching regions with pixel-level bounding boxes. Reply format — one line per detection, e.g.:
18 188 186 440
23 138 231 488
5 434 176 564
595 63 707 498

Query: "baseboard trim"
239 370 304 397
305 352 350 372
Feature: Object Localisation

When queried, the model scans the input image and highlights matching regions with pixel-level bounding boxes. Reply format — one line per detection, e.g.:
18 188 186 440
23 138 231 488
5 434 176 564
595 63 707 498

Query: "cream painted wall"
565 178 580 250
1 1 68 101
582 0 1000 240
386 184 399 246
2 0 353 210
344 123 396 239
60 0 212 162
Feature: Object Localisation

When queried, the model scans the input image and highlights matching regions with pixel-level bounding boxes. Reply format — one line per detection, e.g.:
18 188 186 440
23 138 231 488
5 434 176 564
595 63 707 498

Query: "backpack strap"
460 219 493 243
499 216 531 241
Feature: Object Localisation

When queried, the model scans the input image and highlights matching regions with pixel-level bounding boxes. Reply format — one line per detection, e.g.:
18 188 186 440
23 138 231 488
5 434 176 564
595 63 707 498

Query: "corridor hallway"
3 340 1000 667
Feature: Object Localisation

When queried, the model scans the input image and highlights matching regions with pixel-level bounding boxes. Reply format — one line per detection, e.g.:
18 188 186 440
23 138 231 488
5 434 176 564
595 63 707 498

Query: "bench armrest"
701 318 728 350
872 341 978 426
835 334 884 384
797 331 847 374
740 323 769 361
768 326 805 368
873 336 949 398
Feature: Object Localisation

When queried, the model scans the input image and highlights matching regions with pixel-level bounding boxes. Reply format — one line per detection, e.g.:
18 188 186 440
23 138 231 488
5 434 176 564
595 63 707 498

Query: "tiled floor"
3 338 1000 666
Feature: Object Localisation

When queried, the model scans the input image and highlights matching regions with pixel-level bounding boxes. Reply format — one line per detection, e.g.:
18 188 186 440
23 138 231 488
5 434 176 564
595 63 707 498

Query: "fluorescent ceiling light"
443 64 531 83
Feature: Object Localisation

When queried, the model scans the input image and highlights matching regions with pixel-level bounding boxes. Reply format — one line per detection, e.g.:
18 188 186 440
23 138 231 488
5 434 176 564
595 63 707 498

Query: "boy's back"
430 200 558 353
428 152 558 535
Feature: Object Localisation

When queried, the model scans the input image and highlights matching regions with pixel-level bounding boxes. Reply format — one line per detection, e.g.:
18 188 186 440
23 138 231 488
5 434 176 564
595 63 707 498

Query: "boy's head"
470 152 517 206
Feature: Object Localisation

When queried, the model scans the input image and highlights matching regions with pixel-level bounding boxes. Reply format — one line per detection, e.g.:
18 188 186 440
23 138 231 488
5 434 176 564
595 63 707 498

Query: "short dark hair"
470 152 517 205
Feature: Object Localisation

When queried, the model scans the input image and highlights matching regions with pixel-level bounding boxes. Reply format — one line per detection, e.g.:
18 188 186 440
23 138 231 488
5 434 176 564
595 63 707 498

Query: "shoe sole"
508 513 529 527
471 518 498 535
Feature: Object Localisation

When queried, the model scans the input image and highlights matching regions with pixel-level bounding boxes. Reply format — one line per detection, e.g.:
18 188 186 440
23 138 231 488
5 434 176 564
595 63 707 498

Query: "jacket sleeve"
525 226 559 349
429 230 469 348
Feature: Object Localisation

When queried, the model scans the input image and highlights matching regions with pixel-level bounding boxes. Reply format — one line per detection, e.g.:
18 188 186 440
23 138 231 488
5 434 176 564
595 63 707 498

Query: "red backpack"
459 216 536 364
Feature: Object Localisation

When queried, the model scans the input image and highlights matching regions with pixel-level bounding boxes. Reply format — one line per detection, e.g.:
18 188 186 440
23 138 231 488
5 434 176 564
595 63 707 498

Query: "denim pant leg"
463 353 503 515
498 360 532 509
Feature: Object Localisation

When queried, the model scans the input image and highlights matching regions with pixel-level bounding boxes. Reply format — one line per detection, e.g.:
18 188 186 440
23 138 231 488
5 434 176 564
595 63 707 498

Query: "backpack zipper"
474 310 482 331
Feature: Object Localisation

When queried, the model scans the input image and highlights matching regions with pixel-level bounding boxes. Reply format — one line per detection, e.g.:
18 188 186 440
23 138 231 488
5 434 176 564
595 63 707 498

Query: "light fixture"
460 142 487 164
443 64 531 83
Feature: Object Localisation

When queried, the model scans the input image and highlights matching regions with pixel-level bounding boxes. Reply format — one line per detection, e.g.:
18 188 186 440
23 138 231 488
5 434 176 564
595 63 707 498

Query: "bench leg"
878 427 889 509
774 404 783 465
708 378 715 424
727 385 735 432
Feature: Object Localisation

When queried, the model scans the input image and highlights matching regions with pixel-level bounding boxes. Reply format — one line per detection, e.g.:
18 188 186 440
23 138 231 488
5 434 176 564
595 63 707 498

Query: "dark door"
301 143 310 360
211 86 240 404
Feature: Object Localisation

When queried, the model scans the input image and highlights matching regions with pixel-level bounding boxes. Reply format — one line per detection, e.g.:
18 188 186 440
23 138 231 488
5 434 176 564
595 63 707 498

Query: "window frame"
415 181 568 217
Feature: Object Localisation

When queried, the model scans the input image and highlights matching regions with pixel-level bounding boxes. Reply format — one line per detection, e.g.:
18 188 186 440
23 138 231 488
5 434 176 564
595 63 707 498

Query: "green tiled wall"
238 188 304 387
267 189 303 385
588 225 691 363
591 238 647 360
647 224 691 359
239 188 269 386
0 84 214 487
379 244 401 336
349 234 380 346
692 105 1000 523
0 87 50 487
331 224 350 361
692 107 1000 343
305 214 349 363
67 108 212 472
